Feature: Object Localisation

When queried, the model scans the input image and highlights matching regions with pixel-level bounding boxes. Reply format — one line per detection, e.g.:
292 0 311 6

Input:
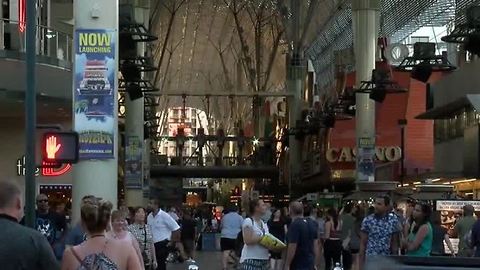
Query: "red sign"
16 156 71 177
18 0 26 33
42 132 79 163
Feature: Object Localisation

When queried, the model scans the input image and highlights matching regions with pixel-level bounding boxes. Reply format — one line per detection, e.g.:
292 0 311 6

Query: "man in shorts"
220 206 244 270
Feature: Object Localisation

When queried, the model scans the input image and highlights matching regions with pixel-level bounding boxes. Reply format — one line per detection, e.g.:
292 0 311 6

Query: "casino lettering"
326 146 402 163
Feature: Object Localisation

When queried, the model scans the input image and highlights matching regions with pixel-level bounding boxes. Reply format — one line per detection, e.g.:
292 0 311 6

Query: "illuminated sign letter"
385 146 402 162
338 147 353 162
326 148 339 163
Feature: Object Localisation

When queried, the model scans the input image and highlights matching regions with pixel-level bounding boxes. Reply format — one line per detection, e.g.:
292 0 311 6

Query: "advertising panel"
125 136 143 189
74 29 116 159
357 137 375 182
436 200 480 254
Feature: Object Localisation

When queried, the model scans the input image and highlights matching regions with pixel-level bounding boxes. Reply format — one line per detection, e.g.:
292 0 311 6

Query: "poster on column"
125 136 143 189
357 137 375 182
74 29 116 159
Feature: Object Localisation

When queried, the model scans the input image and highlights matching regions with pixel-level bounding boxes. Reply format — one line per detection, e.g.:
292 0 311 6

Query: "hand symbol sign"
46 136 61 159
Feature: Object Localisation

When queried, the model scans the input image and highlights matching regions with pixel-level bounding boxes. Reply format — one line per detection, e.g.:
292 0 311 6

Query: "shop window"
434 106 480 144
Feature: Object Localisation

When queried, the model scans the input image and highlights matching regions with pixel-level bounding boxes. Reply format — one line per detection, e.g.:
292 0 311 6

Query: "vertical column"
125 1 149 206
287 53 305 194
352 0 379 182
72 0 119 222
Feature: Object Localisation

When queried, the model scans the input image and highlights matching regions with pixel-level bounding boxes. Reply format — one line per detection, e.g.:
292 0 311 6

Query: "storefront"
327 65 444 184
416 60 480 193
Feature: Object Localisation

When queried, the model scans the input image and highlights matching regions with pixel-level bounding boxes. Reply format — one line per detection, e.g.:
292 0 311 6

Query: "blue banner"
357 137 375 182
125 136 143 189
74 29 116 159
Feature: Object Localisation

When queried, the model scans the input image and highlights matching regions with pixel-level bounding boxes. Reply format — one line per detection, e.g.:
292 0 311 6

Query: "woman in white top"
241 199 270 270
108 210 145 269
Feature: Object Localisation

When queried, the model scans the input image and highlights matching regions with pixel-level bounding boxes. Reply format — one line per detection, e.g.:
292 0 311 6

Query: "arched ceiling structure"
148 0 345 130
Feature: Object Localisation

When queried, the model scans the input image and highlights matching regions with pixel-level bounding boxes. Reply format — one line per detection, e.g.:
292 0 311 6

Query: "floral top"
361 213 401 255
128 223 154 262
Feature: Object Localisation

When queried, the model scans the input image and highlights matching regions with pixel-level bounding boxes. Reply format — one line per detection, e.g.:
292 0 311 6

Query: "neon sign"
16 156 72 177
42 132 79 163
18 0 26 33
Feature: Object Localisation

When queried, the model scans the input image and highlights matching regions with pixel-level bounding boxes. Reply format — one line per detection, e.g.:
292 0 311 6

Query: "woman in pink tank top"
108 210 145 268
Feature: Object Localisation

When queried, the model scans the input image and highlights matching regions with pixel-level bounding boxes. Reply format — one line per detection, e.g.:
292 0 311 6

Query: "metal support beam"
151 166 279 179
353 0 379 183
24 0 37 228
149 91 294 97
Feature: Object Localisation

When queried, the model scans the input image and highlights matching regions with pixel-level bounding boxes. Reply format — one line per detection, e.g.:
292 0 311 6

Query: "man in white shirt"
147 199 180 270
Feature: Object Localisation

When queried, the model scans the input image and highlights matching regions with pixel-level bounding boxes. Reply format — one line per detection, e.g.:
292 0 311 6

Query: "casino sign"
326 146 402 163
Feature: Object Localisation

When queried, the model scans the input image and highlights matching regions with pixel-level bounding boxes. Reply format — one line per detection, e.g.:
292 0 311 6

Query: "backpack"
465 229 474 248
71 246 117 270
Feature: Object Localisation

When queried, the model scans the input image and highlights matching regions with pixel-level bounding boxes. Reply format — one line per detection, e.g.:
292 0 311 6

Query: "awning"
410 192 463 200
416 94 480 119
343 191 411 201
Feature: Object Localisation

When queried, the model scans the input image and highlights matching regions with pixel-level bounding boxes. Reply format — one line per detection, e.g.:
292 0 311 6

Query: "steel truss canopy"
306 0 466 89
149 91 294 97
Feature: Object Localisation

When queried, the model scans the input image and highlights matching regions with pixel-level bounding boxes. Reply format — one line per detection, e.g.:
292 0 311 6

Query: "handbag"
141 226 151 267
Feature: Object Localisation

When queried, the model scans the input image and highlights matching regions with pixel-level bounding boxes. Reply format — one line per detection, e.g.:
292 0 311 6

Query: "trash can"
201 232 217 251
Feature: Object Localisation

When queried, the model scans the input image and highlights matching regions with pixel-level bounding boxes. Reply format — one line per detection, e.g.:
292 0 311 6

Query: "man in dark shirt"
65 195 98 248
471 216 480 257
22 193 67 259
285 202 319 270
180 210 197 259
0 181 59 270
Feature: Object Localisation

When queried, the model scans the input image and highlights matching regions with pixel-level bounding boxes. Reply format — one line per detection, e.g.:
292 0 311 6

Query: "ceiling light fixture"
355 69 407 103
395 42 456 82
442 6 480 56
450 178 477 184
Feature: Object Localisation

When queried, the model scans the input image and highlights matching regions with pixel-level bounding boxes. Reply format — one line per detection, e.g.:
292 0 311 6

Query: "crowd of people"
2 178 480 270
217 195 480 270
0 181 197 270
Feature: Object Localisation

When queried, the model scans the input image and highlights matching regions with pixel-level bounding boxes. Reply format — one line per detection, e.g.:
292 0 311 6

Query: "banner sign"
436 200 480 211
357 137 375 182
74 29 116 159
125 136 143 189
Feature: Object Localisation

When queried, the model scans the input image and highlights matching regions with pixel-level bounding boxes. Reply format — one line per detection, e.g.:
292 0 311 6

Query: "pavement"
167 251 223 270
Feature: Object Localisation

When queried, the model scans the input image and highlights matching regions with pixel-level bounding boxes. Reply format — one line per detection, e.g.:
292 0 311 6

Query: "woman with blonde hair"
108 210 145 268
61 200 142 270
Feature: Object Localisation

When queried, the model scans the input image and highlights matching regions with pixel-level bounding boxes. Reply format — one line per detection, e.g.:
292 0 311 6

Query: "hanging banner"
357 137 375 182
125 136 143 189
436 200 480 211
74 29 116 159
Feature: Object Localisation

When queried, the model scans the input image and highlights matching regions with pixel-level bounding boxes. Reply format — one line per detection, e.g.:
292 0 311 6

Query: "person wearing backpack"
454 205 476 257
61 199 142 270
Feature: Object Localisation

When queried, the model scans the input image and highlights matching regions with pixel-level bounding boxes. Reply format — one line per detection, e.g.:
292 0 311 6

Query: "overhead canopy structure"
306 0 467 90
416 94 480 119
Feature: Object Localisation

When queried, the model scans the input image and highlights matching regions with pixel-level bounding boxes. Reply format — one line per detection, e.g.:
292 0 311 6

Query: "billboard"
125 136 143 189
73 29 116 159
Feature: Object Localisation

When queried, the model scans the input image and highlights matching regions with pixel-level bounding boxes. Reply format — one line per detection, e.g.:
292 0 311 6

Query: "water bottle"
186 259 199 270
333 262 343 270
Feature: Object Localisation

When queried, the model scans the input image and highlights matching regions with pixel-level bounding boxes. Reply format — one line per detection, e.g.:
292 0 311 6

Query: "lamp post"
398 119 407 186
25 0 37 228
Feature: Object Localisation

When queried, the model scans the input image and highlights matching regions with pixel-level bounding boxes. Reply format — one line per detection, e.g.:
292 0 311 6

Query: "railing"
0 18 73 63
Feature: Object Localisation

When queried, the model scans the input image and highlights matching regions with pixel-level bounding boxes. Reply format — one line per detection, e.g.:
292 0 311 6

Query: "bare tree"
224 0 285 94
151 0 188 87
